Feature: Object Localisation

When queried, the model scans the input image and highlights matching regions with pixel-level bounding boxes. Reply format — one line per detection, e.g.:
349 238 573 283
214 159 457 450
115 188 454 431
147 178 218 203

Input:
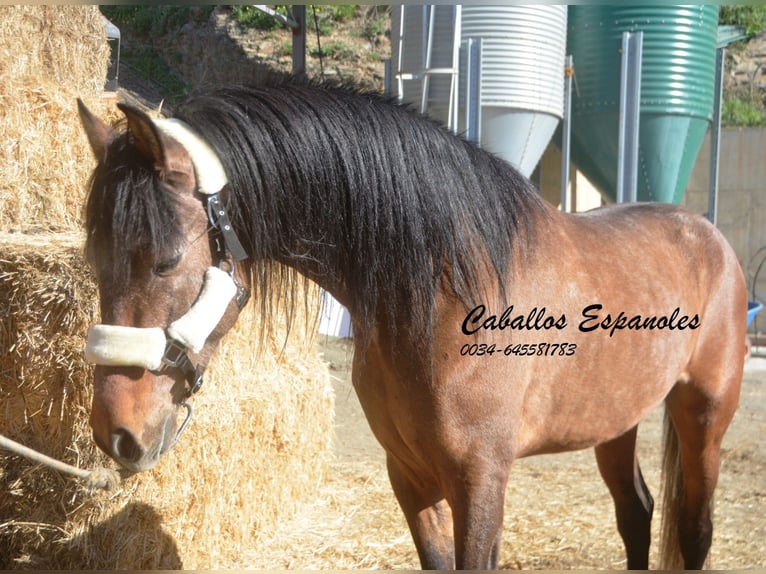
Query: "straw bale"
0 231 334 568
0 6 112 231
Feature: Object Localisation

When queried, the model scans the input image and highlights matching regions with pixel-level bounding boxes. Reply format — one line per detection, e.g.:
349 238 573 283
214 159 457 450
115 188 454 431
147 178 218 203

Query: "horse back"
427 201 747 458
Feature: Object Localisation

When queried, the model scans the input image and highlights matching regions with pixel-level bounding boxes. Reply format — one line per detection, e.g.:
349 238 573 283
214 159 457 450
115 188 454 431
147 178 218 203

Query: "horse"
77 80 746 570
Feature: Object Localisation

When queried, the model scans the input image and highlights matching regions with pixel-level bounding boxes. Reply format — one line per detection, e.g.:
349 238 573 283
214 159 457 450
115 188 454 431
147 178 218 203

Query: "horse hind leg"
660 371 741 570
595 426 654 569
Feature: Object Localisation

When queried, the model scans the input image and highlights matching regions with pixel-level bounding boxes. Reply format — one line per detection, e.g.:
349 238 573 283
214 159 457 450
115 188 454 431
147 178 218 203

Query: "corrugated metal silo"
390 5 567 177
460 6 567 176
567 5 719 204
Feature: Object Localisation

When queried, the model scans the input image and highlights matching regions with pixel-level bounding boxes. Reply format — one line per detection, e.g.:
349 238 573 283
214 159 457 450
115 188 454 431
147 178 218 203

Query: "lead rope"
0 433 120 490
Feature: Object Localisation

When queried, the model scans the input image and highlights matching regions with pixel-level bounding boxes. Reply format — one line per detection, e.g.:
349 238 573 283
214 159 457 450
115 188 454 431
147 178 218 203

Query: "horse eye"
153 253 182 275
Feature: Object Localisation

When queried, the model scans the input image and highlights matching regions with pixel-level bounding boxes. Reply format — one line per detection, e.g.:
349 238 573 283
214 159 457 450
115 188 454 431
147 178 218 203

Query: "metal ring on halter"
219 255 250 309
218 255 235 276
172 401 194 447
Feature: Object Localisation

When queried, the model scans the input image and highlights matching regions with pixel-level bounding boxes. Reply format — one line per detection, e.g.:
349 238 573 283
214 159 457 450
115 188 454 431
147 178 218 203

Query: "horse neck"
276 247 351 309
256 181 353 307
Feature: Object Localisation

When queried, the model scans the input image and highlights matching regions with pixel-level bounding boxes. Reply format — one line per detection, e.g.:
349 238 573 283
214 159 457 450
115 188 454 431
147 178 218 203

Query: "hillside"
105 6 764 124
724 29 766 125
104 5 390 111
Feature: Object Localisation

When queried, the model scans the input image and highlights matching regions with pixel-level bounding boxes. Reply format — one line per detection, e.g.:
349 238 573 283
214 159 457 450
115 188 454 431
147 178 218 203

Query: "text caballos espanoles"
461 304 700 338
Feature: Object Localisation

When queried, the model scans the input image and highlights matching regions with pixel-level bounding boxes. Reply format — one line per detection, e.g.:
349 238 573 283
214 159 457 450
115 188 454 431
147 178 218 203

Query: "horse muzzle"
89 366 186 472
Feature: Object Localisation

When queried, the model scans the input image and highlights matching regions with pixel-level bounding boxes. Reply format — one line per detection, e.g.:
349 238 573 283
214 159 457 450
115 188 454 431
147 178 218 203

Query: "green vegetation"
324 5 357 23
722 95 766 127
280 41 293 58
363 16 387 42
720 5 766 38
230 5 359 35
99 6 200 103
231 5 288 31
100 6 213 37
719 6 766 126
310 41 356 60
309 6 356 36
124 46 188 102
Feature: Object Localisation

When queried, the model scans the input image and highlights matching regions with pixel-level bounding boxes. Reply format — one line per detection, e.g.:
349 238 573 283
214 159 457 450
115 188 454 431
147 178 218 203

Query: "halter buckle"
218 255 250 309
162 339 189 369
162 338 204 397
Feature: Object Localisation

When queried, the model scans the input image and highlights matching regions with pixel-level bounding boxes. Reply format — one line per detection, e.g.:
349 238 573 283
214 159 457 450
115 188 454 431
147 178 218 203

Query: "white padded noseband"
166 266 238 353
85 325 166 371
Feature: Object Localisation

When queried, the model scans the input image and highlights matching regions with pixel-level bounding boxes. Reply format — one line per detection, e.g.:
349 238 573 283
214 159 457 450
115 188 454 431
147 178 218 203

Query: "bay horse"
77 80 746 570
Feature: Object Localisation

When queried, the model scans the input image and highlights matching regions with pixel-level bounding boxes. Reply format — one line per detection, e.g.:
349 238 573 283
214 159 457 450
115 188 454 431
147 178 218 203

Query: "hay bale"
0 231 334 568
0 6 111 231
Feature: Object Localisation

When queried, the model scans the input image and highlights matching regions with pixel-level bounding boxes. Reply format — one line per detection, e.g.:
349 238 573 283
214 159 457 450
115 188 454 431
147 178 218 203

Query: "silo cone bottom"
481 108 560 178
570 113 710 205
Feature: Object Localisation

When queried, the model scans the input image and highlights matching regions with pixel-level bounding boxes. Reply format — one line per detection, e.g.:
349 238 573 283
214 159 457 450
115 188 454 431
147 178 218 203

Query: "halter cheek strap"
166 266 238 353
155 118 248 262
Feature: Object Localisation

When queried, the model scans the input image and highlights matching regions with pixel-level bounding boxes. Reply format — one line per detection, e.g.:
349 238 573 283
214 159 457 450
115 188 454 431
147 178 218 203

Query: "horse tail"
659 407 683 569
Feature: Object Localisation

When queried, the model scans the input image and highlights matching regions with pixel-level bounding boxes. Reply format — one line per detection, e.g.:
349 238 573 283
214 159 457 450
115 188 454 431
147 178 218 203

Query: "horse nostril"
111 428 144 464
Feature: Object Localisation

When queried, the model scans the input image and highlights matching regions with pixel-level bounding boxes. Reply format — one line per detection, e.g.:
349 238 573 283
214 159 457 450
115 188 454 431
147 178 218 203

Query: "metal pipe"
463 38 482 145
291 5 306 77
561 55 574 212
707 46 725 225
251 5 299 29
421 6 435 114
617 30 643 203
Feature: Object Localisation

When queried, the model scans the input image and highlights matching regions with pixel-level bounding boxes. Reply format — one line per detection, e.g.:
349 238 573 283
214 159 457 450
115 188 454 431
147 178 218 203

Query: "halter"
85 118 248 445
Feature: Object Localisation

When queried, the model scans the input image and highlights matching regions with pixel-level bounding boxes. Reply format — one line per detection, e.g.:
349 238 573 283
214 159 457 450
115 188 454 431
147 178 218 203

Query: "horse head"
78 101 249 472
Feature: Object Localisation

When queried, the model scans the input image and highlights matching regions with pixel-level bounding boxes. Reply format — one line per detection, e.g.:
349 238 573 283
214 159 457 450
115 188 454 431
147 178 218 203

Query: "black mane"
86 79 544 343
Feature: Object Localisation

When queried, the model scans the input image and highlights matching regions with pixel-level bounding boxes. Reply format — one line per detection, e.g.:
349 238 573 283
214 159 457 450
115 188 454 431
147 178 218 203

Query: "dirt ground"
239 335 765 570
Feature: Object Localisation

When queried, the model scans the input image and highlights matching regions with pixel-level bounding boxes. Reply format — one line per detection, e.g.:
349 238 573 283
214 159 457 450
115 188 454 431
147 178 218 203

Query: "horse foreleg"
448 461 509 570
387 454 455 569
594 426 654 569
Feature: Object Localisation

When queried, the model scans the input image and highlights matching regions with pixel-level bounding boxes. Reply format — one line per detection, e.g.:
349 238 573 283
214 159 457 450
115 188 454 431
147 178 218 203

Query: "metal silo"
460 6 567 176
567 5 719 204
390 5 567 177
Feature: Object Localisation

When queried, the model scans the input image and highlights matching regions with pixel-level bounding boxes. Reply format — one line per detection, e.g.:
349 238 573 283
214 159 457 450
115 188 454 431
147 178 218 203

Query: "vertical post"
464 38 482 145
708 46 725 225
291 5 306 77
395 5 405 100
561 55 574 212
421 5 435 114
616 30 643 203
448 4 462 132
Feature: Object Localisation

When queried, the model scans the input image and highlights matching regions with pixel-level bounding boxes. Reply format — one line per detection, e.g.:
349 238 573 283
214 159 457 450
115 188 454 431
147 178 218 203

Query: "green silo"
567 5 719 204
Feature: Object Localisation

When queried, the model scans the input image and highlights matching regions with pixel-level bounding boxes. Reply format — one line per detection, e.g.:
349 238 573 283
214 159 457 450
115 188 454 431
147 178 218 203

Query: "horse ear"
117 102 168 171
77 99 115 160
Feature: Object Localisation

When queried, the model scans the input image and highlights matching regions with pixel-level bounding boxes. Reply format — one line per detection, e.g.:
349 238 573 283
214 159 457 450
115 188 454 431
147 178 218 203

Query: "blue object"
747 301 762 328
